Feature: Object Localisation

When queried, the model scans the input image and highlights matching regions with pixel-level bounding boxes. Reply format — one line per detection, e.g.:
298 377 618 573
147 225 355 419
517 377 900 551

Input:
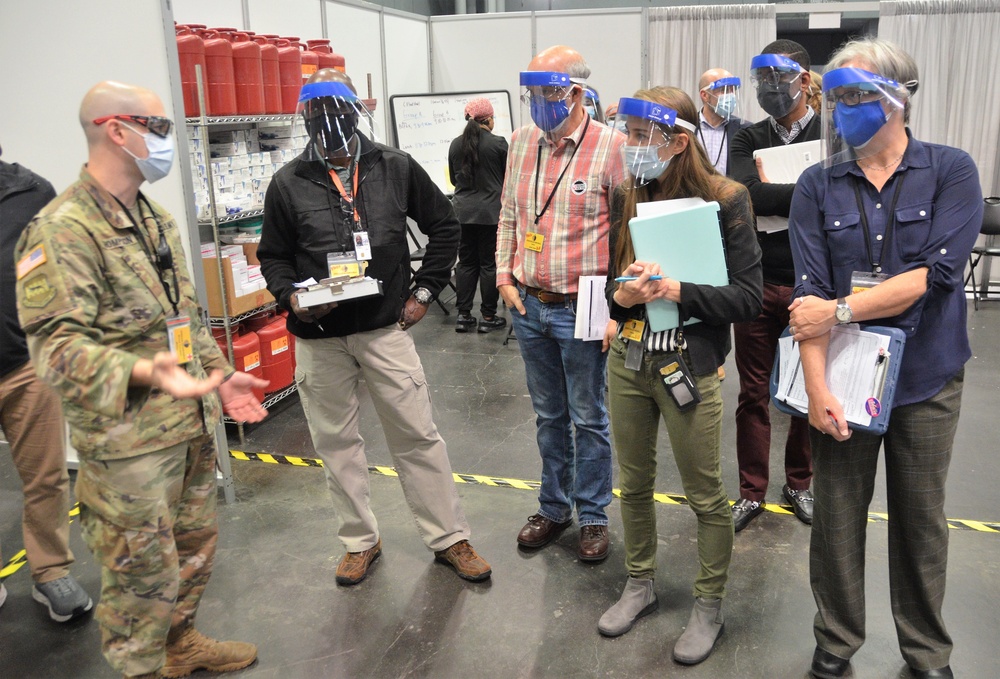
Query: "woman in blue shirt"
787 38 982 679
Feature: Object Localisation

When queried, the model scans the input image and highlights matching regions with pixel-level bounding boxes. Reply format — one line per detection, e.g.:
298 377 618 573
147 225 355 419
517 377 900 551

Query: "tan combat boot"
161 627 257 678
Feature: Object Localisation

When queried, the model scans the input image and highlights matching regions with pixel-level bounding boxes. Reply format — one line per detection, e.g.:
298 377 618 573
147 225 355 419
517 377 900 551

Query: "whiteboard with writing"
389 90 514 195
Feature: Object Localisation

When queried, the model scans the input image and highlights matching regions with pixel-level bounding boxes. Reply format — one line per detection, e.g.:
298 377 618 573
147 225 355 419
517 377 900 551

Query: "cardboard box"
202 255 275 317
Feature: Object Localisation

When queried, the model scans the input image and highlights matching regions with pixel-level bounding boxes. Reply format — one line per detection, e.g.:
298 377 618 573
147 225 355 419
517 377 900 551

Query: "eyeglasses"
830 88 883 107
93 115 173 138
751 69 802 88
520 85 575 106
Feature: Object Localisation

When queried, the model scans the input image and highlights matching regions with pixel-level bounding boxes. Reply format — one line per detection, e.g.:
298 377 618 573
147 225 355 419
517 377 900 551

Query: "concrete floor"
2 298 999 679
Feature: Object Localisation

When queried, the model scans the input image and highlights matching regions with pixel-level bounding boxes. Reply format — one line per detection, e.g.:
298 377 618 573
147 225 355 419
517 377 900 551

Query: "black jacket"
730 115 821 286
1 161 56 377
258 134 460 339
448 130 508 226
605 184 763 376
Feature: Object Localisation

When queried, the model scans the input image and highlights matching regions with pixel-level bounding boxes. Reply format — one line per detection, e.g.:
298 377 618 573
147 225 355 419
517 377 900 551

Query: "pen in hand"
615 275 664 282
825 407 841 430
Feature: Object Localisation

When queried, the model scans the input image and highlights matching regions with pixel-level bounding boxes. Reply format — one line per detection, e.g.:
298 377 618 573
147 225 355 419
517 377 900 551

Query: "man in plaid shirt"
497 45 626 563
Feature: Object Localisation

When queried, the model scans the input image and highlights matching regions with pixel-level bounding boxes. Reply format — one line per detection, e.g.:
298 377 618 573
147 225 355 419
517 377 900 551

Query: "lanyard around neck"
533 115 589 226
111 193 180 315
851 171 906 274
328 163 360 225
697 121 727 170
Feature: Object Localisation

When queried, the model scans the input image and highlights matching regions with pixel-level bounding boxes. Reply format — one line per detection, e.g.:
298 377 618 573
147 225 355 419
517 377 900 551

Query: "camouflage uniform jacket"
14 167 231 460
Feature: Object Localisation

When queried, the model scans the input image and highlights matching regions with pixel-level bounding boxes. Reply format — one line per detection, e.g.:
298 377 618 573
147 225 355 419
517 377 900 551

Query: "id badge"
166 315 194 364
654 352 702 411
353 231 372 261
622 319 645 342
327 252 362 279
851 270 889 295
525 231 544 252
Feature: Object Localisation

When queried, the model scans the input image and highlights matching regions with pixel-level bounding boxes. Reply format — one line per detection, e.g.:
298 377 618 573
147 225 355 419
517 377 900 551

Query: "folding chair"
964 196 1000 310
406 222 457 315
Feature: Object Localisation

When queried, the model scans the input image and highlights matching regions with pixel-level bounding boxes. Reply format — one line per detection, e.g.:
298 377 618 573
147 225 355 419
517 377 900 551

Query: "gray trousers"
810 371 963 671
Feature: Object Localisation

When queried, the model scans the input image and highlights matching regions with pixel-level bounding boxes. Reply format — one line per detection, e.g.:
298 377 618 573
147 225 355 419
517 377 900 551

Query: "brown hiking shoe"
434 540 492 582
335 539 382 586
161 627 257 678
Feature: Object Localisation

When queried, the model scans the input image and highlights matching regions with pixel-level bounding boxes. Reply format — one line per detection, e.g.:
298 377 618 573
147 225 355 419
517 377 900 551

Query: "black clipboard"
769 324 906 436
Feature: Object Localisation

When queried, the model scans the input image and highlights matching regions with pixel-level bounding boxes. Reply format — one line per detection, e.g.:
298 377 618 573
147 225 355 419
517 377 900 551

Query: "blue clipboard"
627 201 728 332
769 324 907 436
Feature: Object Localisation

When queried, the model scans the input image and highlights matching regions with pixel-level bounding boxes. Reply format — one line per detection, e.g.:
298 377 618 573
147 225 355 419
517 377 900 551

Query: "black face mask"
304 107 358 159
757 82 800 119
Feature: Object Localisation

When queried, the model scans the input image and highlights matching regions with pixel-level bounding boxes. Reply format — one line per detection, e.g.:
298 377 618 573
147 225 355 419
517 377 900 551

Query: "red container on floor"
176 26 207 117
306 39 345 72
252 35 282 114
257 317 293 392
216 330 266 402
271 38 302 113
197 29 237 116
230 32 265 114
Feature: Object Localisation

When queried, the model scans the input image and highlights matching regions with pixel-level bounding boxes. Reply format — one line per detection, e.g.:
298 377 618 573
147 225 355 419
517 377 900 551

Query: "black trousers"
455 223 500 317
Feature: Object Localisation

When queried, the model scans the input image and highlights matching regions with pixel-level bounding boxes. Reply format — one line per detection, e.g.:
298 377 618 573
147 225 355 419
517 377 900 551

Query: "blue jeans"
511 287 612 526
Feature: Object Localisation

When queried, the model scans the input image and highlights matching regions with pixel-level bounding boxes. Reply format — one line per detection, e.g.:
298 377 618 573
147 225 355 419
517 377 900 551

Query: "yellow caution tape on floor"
226 450 1000 534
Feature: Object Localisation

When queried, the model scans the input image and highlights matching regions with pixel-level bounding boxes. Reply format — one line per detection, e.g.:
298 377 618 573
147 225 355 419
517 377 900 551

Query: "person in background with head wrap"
448 97 509 333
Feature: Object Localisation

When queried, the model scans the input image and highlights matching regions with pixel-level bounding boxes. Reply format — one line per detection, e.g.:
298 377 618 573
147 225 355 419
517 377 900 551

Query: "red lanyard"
328 164 359 224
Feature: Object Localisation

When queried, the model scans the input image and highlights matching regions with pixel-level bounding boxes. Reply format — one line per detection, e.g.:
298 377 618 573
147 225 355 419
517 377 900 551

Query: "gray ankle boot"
672 597 724 664
598 577 657 637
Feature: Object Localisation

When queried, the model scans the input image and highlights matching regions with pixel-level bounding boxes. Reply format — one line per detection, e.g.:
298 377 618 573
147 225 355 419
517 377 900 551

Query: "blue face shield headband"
824 68 903 148
520 71 575 132
617 98 696 185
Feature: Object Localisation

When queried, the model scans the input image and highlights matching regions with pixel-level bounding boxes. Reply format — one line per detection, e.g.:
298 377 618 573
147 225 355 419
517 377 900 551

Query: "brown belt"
523 285 578 304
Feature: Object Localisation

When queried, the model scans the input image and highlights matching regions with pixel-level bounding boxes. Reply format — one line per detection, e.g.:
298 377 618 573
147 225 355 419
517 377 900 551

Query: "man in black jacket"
729 40 817 533
258 70 491 585
0 148 93 620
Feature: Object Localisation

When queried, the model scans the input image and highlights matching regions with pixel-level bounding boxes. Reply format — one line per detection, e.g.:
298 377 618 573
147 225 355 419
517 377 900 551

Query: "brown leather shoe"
517 514 573 548
434 540 492 581
335 539 382 586
578 524 610 562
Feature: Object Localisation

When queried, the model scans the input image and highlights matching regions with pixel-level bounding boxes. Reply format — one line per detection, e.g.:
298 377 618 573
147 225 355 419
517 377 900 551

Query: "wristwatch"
413 287 433 305
835 297 854 324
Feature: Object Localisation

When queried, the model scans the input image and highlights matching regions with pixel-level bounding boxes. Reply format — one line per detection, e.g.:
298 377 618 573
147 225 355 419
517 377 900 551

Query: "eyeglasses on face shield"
829 87 884 107
93 115 174 138
520 85 574 106
751 69 802 88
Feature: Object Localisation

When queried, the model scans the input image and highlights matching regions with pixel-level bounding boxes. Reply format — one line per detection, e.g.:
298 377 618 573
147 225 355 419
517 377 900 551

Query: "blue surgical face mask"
623 145 671 185
833 99 889 148
713 93 738 119
531 94 573 133
122 123 174 183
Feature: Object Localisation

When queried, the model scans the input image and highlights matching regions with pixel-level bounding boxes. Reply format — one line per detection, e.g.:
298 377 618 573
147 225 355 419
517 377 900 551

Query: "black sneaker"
732 498 765 533
478 316 507 333
455 313 477 333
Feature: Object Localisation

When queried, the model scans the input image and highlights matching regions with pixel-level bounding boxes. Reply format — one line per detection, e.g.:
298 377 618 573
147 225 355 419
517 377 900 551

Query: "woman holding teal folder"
597 87 762 665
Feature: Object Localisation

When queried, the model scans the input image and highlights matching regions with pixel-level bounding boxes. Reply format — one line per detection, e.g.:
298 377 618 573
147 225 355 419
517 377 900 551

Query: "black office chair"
964 196 1000 310
406 222 457 315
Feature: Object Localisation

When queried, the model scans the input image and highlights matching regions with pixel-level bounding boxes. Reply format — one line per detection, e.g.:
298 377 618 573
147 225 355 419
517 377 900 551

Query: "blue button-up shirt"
789 132 982 406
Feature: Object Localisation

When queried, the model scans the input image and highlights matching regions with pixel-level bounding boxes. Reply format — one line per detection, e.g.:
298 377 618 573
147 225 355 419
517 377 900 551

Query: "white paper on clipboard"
574 276 611 341
752 140 824 233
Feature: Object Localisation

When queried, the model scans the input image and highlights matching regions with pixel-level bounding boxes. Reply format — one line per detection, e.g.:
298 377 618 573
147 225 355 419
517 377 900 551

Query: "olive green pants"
607 338 733 598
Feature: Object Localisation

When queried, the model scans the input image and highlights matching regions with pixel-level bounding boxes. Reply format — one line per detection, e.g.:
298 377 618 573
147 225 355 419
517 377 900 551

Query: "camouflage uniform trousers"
76 432 218 677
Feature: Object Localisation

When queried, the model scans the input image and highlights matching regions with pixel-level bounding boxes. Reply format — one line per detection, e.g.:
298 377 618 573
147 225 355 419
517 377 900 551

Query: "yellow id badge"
166 315 194 364
622 319 645 342
525 232 544 252
327 252 361 278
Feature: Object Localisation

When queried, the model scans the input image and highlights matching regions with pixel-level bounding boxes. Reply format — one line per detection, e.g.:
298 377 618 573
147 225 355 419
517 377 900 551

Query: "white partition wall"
326 1 389 142
247 0 324 41
384 12 431 97
535 9 644 119
430 13 533 110
172 0 246 29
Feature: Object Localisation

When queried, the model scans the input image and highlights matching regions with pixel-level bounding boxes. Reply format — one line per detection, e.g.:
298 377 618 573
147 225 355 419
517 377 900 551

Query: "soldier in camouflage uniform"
15 81 267 679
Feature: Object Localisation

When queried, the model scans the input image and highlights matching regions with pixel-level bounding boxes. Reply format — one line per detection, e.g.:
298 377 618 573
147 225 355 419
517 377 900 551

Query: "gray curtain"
648 3 776 123
879 0 1000 195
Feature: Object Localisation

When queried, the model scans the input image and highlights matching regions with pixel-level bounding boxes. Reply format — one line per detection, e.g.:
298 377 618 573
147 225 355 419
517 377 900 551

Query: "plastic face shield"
750 54 805 88
616 97 694 186
701 76 743 122
297 81 374 161
820 67 907 167
519 71 578 136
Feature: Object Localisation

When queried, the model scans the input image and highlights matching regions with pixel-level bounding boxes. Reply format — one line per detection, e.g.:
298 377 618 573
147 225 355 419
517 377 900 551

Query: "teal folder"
627 201 728 332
